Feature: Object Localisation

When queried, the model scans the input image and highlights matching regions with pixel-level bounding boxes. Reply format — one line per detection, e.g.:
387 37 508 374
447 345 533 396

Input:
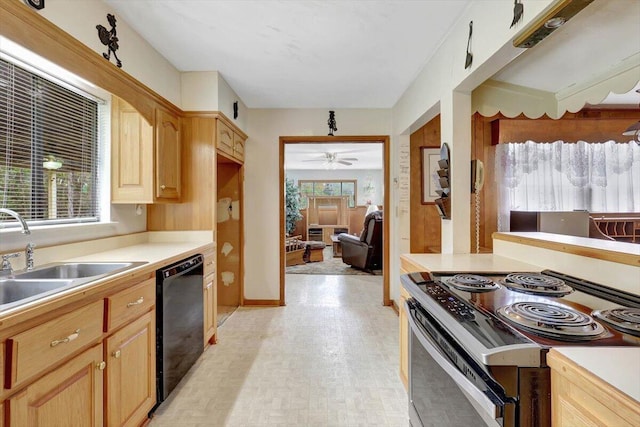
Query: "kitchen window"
0 55 104 228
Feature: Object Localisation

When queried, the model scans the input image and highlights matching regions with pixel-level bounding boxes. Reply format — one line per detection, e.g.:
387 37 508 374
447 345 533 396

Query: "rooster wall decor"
328 111 337 136
97 14 122 68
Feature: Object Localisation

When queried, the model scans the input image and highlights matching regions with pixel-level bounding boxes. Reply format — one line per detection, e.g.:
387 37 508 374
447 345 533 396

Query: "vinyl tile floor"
149 274 408 427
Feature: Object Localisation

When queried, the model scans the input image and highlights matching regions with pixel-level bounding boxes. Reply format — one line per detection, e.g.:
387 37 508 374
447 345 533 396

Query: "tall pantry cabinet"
147 113 246 331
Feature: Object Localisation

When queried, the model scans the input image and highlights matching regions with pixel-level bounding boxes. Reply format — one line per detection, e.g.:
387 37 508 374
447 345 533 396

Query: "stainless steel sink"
0 261 147 311
15 262 137 280
0 278 75 305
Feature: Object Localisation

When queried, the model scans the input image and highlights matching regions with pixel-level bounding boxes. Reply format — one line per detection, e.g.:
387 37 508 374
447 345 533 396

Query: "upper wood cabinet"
111 96 181 203
155 108 181 200
216 118 246 163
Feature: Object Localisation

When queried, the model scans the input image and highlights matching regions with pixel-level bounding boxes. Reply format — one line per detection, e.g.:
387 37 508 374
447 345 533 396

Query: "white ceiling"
491 0 640 105
285 143 383 170
104 0 471 108
104 0 640 109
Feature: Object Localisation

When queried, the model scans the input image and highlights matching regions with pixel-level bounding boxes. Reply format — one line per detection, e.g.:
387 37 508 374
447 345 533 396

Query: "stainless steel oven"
402 270 640 427
406 299 515 427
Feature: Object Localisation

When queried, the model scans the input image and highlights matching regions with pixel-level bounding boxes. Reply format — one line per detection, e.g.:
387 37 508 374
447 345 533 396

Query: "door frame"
279 135 391 307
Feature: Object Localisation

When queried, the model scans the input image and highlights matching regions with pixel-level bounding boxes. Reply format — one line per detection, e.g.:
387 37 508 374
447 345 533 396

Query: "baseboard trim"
243 299 281 306
391 299 399 315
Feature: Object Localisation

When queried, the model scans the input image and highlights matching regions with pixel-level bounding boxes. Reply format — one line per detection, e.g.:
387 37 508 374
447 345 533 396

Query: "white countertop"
0 232 214 319
495 232 640 256
400 253 541 272
553 347 640 402
65 242 210 267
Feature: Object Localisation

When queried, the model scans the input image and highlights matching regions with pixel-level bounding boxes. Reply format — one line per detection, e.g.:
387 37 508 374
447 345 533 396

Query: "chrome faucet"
0 208 35 271
0 208 30 235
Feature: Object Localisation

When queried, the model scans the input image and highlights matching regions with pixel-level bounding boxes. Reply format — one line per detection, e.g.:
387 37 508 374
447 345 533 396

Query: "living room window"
0 55 104 228
299 180 356 208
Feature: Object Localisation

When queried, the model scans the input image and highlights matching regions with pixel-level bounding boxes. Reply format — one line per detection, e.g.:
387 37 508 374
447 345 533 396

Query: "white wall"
181 72 249 132
386 0 557 300
218 74 249 132
245 109 391 300
39 0 182 107
285 169 384 207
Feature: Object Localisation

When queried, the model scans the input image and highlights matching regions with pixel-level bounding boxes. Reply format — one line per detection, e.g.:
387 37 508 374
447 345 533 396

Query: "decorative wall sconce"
328 110 337 136
97 14 122 68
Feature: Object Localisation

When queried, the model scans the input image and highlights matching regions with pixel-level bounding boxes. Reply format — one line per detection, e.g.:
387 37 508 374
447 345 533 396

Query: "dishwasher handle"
160 254 204 279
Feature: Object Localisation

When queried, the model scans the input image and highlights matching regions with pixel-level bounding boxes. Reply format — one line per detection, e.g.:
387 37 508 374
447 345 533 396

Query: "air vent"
513 0 595 48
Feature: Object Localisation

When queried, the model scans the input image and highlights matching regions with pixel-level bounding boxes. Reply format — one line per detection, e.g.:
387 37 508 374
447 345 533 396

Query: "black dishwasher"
153 254 204 411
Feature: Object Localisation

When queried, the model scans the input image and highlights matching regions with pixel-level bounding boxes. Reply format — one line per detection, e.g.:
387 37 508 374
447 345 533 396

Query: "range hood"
513 0 595 48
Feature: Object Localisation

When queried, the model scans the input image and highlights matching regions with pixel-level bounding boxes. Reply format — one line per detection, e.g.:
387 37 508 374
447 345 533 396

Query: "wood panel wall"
472 108 640 251
410 116 442 253
291 206 369 240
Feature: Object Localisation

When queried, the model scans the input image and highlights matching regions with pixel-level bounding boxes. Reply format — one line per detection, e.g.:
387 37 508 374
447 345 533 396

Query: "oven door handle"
405 300 503 422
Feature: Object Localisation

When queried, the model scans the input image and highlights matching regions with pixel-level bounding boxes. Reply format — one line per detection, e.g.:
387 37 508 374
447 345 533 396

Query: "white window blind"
0 57 100 227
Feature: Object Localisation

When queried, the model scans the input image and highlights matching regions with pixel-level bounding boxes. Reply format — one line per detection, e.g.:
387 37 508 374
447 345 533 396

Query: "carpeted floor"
286 247 382 276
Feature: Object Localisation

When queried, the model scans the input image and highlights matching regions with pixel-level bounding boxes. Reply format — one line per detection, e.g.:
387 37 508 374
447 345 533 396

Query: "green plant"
285 177 303 235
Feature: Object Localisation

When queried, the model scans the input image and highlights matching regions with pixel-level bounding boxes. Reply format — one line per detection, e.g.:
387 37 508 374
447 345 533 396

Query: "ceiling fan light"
622 121 640 135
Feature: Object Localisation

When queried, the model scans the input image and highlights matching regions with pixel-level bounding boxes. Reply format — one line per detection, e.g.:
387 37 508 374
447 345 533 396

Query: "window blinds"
0 57 99 225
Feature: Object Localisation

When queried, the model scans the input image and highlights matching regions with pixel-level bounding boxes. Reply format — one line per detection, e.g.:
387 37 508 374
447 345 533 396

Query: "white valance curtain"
495 140 640 231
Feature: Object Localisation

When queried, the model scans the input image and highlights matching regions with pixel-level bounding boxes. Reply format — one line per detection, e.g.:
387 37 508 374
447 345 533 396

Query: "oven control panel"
423 283 475 321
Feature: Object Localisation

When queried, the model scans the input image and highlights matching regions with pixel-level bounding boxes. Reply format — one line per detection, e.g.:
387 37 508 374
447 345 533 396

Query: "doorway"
279 135 391 307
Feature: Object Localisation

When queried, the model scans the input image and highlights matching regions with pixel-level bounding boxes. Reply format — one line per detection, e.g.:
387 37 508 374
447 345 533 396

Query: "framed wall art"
421 147 441 204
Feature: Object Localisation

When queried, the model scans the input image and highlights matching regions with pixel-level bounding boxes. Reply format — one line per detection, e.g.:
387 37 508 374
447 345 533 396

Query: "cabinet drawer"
5 300 104 389
203 252 215 277
216 120 234 156
105 278 156 332
233 133 244 160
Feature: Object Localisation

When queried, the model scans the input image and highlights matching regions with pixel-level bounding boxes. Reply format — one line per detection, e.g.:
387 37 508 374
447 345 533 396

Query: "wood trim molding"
391 299 399 316
183 111 247 139
492 232 640 267
279 135 392 307
0 0 180 123
242 299 281 307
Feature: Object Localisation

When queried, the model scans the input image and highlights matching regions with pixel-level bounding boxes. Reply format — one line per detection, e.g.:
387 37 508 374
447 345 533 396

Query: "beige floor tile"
149 274 408 427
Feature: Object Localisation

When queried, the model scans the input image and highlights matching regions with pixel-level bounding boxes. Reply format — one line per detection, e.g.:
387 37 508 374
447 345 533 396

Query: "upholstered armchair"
338 210 383 271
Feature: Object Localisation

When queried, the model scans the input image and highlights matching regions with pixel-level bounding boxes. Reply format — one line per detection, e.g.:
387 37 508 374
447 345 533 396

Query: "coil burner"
497 302 605 341
445 274 500 292
499 273 573 297
592 307 640 337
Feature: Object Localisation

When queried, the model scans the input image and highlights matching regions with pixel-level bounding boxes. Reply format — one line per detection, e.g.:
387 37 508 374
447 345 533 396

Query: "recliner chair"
338 210 383 271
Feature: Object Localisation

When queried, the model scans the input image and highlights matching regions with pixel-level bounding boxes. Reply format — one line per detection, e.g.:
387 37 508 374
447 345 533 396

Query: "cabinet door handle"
96 361 106 371
160 185 166 190
112 350 121 359
50 329 80 347
127 296 144 307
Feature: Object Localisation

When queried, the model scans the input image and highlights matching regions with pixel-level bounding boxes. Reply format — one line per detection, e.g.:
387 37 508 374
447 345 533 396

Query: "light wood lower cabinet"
548 349 640 427
7 343 104 426
1 275 158 427
105 311 155 427
204 272 217 346
399 284 410 390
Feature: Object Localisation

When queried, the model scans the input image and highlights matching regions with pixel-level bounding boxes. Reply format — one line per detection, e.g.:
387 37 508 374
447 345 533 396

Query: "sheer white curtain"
495 140 640 231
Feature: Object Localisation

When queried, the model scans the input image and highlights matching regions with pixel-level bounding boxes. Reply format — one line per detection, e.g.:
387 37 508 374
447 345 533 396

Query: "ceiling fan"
302 152 359 166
